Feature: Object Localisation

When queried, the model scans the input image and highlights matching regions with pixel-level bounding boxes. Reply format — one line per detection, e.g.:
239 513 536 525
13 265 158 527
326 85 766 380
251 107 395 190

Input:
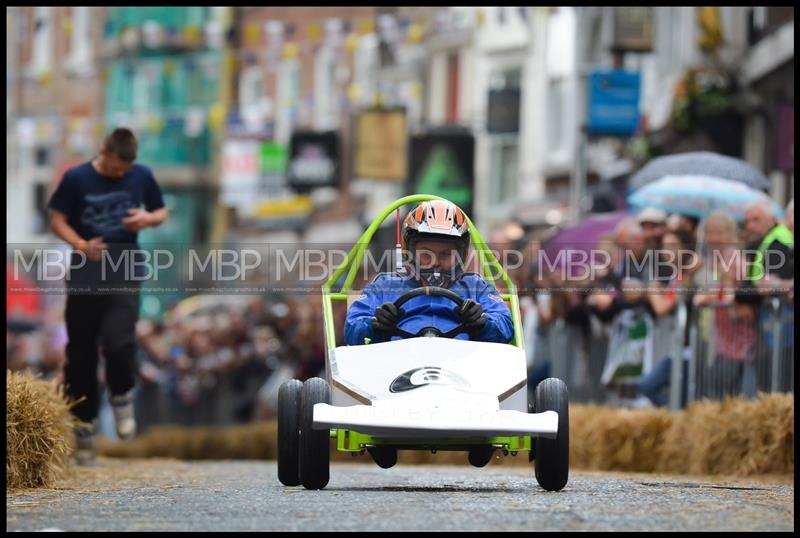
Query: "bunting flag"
345 33 359 54
358 19 374 35
37 69 53 86
183 24 201 45
475 9 486 27
145 114 165 134
407 22 424 44
347 83 363 102
282 42 299 60
306 22 321 42
163 59 176 76
35 121 51 141
244 21 261 46
208 102 227 132
94 121 106 140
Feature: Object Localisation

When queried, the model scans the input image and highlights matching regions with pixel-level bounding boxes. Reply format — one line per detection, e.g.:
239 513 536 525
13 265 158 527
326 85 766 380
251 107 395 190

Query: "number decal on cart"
389 367 470 393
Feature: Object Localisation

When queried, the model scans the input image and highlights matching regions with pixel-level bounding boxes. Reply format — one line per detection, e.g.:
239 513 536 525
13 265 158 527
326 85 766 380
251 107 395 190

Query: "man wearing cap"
637 207 667 250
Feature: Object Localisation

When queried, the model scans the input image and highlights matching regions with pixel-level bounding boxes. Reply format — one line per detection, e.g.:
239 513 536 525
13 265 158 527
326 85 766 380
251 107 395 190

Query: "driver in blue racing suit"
345 200 514 346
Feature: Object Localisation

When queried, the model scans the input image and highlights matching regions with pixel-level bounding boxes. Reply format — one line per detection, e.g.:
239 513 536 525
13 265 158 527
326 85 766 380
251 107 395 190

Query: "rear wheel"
533 377 569 492
277 379 303 486
299 377 332 490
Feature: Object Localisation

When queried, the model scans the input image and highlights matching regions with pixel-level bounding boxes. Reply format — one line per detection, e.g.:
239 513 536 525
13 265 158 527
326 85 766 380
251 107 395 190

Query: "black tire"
277 379 303 486
533 377 569 492
299 377 332 490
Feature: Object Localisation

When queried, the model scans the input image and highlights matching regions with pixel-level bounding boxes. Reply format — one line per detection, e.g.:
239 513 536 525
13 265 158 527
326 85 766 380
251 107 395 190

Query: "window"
487 66 521 206
28 7 53 77
67 7 92 76
547 78 567 153
34 183 49 235
489 135 518 205
239 64 270 133
655 7 681 77
354 32 379 106
314 45 339 131
446 53 460 124
487 67 521 134
275 58 301 144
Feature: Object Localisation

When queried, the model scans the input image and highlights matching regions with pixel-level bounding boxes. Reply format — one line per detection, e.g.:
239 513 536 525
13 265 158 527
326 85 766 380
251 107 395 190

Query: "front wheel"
533 377 569 492
277 379 303 486
299 377 332 490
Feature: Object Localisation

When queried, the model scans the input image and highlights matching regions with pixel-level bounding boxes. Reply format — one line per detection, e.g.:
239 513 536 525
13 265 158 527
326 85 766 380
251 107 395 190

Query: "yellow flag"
244 22 261 46
38 70 53 86
697 7 724 52
306 22 321 42
359 19 374 35
475 9 486 27
184 25 201 45
282 42 299 60
407 22 423 44
347 83 363 101
345 33 359 53
208 102 227 132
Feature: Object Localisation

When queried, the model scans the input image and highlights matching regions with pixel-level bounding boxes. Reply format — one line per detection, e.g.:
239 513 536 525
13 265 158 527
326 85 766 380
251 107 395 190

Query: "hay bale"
6 370 78 489
658 393 795 475
571 404 675 472
97 422 279 460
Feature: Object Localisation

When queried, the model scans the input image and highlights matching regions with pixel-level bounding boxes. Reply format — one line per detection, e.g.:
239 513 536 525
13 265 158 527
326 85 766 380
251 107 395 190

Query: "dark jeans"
64 292 140 423
639 356 688 407
528 362 551 396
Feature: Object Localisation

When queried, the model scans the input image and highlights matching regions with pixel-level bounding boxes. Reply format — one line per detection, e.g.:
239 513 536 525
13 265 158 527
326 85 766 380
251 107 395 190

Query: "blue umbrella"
628 175 782 221
629 152 771 192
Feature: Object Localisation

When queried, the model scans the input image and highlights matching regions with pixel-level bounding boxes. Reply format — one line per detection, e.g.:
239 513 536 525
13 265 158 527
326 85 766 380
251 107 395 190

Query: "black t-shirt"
48 160 165 288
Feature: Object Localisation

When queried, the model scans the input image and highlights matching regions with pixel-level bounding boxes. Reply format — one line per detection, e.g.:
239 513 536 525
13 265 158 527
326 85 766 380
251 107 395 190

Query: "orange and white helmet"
402 200 470 285
402 200 469 244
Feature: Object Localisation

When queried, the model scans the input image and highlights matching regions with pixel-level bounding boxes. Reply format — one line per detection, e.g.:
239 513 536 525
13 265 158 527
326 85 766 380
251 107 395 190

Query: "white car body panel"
315 337 558 439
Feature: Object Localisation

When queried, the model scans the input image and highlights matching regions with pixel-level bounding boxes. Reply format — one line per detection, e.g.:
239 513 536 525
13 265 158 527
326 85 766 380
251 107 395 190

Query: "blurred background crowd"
6 7 794 436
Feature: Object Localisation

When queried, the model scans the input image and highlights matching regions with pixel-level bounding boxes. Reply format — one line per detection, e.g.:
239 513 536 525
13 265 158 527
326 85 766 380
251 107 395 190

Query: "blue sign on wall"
587 70 641 136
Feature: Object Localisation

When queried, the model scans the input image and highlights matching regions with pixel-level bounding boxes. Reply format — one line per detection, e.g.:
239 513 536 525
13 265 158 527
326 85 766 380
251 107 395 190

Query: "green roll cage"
321 194 524 350
320 194 531 454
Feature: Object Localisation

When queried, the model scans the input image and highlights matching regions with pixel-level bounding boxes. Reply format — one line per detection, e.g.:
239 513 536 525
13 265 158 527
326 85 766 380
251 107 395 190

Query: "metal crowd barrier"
687 297 794 405
533 294 793 410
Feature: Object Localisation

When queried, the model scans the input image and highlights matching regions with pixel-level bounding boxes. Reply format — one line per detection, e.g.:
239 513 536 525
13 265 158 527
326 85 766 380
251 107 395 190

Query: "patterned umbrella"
629 152 771 192
628 175 781 221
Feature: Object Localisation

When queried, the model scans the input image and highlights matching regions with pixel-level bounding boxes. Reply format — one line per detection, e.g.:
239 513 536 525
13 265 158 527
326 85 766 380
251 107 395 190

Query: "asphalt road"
6 459 794 532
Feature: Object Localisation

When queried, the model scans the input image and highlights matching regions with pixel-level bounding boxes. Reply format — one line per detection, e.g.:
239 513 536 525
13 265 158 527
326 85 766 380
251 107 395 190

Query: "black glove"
372 302 404 335
458 299 487 332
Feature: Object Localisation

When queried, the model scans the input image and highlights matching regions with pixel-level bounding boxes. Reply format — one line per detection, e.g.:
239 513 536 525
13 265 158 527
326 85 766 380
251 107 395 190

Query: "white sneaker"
110 390 137 440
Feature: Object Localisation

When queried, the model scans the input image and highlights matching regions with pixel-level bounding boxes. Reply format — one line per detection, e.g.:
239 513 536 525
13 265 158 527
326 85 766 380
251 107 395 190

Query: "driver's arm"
344 276 387 345
471 279 515 343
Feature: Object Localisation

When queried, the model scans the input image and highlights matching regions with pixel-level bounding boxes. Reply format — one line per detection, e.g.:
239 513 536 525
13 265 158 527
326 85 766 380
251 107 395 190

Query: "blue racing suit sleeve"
471 278 515 344
344 276 386 345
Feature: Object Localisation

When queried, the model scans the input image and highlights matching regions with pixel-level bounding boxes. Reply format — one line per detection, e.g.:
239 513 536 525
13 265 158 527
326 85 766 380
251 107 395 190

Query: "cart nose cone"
313 403 559 439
